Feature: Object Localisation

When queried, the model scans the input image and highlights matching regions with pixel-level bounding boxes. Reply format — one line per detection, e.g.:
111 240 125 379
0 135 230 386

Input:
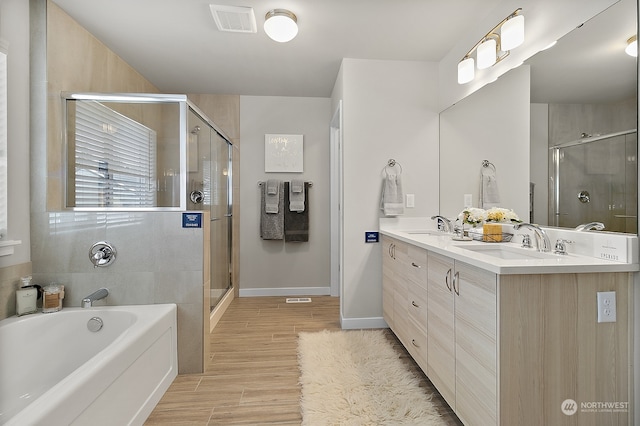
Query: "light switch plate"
464 194 472 208
406 194 415 208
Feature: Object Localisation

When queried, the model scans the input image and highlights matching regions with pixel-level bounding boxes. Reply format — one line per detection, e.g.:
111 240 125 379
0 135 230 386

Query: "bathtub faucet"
82 288 109 308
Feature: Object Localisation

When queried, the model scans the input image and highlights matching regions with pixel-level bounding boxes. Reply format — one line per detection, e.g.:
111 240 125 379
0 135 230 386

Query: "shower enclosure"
63 93 232 312
550 130 637 233
187 109 232 310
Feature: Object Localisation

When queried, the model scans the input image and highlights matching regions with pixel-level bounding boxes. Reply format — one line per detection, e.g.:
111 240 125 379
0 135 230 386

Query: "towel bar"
258 181 313 187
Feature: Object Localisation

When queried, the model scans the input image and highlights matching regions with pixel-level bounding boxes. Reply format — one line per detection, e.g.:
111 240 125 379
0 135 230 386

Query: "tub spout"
82 288 109 308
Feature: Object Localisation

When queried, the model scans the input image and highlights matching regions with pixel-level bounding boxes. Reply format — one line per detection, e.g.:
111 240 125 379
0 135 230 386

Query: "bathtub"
0 304 177 426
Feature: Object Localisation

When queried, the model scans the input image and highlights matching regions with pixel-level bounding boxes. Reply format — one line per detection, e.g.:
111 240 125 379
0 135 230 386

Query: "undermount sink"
404 230 447 236
460 244 555 260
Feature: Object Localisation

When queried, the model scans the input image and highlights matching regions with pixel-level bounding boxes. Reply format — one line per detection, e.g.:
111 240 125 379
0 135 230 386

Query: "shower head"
191 125 201 134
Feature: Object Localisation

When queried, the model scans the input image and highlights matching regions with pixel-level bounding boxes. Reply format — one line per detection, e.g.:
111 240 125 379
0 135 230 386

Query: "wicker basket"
470 232 513 243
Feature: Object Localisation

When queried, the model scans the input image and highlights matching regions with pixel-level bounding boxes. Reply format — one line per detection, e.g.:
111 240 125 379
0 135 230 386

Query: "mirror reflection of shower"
188 124 207 207
551 130 637 233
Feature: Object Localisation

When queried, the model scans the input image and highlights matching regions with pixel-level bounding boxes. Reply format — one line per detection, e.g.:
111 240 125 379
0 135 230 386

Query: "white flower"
486 207 521 223
459 207 487 226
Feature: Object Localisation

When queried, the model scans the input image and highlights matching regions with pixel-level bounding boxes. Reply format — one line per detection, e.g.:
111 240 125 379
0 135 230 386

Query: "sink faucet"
431 215 452 233
513 223 552 252
575 222 605 231
82 288 109 308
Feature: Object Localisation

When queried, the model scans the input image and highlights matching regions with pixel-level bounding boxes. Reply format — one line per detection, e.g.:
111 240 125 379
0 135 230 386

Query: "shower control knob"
190 190 204 204
577 190 590 203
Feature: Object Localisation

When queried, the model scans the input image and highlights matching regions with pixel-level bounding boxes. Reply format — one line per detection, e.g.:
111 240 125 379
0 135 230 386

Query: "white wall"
238 96 332 295
334 59 440 327
439 65 530 221
0 0 30 268
530 103 549 225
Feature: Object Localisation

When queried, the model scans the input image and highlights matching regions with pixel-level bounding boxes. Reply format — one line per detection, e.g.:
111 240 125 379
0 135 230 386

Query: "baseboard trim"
239 287 331 297
340 315 389 330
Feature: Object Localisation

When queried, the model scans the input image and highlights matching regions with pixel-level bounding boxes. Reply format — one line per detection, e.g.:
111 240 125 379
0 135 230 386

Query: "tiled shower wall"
23 1 240 373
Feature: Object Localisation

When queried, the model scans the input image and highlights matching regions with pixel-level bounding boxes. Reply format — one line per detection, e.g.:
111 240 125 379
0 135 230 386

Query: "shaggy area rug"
297 329 445 425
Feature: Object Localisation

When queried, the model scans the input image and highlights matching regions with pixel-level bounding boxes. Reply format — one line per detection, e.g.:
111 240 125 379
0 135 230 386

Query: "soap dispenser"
16 276 38 316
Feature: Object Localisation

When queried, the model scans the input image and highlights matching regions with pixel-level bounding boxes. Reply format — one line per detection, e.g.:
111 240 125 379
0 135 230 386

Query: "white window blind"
74 101 157 207
0 50 8 238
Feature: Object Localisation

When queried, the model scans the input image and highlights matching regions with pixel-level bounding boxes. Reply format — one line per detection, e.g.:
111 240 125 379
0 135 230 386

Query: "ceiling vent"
209 4 257 33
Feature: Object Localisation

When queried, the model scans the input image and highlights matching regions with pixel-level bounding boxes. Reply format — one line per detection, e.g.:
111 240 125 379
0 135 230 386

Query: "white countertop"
380 218 640 275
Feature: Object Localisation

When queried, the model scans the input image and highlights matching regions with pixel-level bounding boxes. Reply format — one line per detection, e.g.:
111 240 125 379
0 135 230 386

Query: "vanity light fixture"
457 8 524 84
625 35 637 57
264 9 298 42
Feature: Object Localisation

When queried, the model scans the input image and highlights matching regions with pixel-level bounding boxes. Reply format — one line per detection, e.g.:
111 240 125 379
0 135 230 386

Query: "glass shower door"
209 133 231 310
187 108 232 311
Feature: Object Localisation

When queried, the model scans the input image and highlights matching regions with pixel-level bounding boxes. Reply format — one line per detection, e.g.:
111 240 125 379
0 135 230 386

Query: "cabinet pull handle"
412 301 419 308
411 262 421 268
411 339 420 348
445 268 452 292
453 271 460 296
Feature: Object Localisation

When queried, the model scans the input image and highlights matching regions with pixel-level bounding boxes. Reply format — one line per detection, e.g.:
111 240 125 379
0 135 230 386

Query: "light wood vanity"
381 231 635 426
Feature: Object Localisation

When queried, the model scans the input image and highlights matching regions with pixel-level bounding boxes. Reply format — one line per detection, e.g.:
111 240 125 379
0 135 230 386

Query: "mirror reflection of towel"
481 169 500 208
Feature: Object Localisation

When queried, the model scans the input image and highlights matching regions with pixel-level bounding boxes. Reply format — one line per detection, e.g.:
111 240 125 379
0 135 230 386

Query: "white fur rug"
297 329 445 425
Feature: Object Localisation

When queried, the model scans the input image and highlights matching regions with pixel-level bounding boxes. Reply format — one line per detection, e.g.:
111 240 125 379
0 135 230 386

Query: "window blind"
74 101 157 207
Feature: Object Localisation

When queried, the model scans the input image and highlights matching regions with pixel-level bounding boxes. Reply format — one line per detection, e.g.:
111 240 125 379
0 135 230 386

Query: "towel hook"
383 159 403 175
481 160 496 171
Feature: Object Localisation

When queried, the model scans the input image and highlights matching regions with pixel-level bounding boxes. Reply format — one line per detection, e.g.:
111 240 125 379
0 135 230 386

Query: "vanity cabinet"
382 235 631 426
427 252 497 425
382 236 428 371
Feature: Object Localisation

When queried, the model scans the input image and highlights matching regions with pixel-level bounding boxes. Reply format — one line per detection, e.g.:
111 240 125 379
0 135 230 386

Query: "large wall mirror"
528 0 637 233
440 0 637 234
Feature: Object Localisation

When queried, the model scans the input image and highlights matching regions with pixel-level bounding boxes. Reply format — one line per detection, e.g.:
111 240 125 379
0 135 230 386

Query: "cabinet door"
381 237 396 326
426 252 456 408
454 261 497 426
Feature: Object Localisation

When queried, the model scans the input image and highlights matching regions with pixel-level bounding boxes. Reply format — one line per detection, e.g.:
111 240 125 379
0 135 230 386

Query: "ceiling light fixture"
264 9 298 43
625 35 637 57
457 8 524 84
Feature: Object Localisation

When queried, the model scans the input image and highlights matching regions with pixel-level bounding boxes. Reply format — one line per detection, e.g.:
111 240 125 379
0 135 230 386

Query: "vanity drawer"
408 284 428 332
407 246 428 288
406 316 427 371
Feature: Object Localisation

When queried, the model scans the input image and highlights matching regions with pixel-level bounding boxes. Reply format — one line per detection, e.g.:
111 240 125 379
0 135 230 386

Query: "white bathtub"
0 304 178 426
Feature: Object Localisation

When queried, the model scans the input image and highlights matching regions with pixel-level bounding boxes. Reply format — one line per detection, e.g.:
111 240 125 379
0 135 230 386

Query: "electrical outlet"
597 291 616 323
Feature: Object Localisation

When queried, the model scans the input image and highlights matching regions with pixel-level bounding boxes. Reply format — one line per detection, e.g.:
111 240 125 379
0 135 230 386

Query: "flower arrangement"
485 207 522 224
458 207 521 227
458 207 487 227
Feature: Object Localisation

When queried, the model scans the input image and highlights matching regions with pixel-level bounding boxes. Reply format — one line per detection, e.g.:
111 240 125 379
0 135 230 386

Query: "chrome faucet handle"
520 233 533 249
553 239 573 255
89 241 117 268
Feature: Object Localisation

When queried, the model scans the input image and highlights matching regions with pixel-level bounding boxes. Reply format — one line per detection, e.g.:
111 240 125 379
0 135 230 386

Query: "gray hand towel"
260 181 284 240
265 179 280 213
289 179 305 212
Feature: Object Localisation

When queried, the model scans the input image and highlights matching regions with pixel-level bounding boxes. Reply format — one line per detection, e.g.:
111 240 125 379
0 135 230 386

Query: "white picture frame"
265 134 303 173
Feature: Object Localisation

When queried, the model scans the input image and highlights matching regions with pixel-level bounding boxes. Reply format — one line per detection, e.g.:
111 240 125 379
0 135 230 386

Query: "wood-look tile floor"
145 296 462 425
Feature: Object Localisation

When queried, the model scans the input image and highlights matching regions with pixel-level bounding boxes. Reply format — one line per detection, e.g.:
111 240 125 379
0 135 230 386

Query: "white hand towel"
380 173 404 216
